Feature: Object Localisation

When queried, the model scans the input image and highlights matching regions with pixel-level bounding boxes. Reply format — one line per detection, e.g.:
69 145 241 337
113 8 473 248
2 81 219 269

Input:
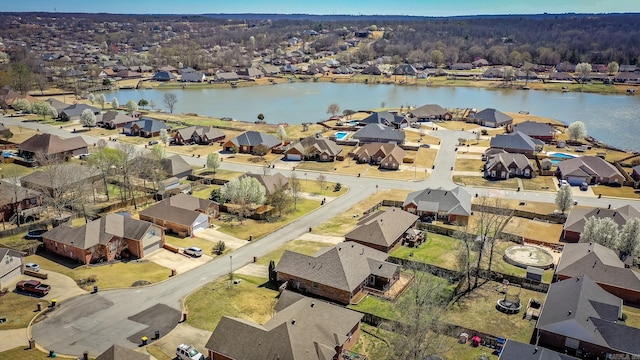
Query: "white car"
176 344 205 360
25 262 41 272
184 247 203 257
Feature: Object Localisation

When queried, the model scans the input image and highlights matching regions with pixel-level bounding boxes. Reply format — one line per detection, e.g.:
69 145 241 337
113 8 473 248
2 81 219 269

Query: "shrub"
214 241 226 255
334 183 342 192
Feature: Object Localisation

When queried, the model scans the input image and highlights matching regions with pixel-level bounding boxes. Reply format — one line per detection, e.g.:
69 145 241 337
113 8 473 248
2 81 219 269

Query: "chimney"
291 319 296 325
311 302 315 308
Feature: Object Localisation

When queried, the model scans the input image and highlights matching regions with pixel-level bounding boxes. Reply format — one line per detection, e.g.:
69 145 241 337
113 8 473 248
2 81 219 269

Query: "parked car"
148 140 159 146
176 344 205 360
560 179 569 187
78 153 91 160
184 247 203 257
16 280 50 296
26 229 47 240
580 182 589 191
24 262 41 272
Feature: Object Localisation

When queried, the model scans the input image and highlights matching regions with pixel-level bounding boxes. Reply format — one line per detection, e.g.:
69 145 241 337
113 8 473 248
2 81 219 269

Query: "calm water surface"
102 83 640 151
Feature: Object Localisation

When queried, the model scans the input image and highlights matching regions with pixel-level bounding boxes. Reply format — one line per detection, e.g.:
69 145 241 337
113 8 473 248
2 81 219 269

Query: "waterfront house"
124 118 167 138
555 156 625 186
410 104 452 121
352 124 405 145
470 108 513 128
489 132 543 157
96 111 135 129
511 120 556 142
353 143 406 170
223 131 280 154
284 136 342 162
358 111 411 129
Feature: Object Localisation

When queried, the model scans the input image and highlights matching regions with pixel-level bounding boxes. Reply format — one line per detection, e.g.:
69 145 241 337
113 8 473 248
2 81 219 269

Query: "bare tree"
326 103 340 117
114 143 141 209
111 97 119 110
3 166 28 228
163 93 178 114
580 216 619 249
289 172 302 210
159 128 169 146
33 153 85 219
316 174 326 194
88 140 118 202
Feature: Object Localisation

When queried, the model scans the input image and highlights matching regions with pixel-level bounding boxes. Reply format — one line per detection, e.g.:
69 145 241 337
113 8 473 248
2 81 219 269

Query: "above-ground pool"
335 131 350 140
547 152 578 164
503 245 555 269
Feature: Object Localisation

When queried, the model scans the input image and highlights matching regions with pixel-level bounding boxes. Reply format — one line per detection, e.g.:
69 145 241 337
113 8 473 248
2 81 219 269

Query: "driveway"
196 228 247 250
145 250 212 274
150 323 212 359
10 271 87 303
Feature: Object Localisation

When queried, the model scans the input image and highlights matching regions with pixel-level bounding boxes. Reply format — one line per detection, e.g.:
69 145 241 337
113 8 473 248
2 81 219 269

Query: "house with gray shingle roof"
96 110 135 129
206 290 363 360
358 111 411 129
180 71 206 82
512 120 556 142
556 156 625 186
403 186 471 224
410 104 452 121
0 247 24 286
353 143 406 170
284 136 342 162
139 193 218 237
470 108 513 128
172 125 225 145
123 118 167 138
223 131 281 154
489 131 543 157
537 275 640 358
161 154 193 179
276 241 400 304
352 124 405 145
484 152 534 179
345 208 419 252
555 242 640 304
95 345 150 360
43 213 164 264
562 205 640 242
498 339 579 360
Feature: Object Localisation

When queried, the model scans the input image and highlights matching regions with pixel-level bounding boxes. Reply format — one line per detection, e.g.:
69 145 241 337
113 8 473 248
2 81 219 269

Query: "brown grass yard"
0 292 48 330
25 254 171 291
503 217 564 244
592 185 640 199
223 152 282 166
477 198 559 215
454 158 485 172
164 234 228 258
5 125 40 144
437 121 480 131
194 168 243 181
415 147 438 169
312 189 412 236
255 240 333 266
520 176 557 192
184 274 278 330
453 176 519 190
444 281 543 343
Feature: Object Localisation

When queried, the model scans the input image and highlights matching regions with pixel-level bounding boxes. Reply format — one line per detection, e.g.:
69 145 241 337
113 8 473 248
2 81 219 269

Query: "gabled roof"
403 186 472 217
512 120 556 138
43 213 155 249
0 180 41 205
161 155 192 177
556 156 623 180
352 124 405 143
228 131 281 149
276 241 398 292
490 131 542 152
359 111 406 126
354 143 404 160
345 208 418 248
18 133 88 156
555 242 640 292
46 98 71 112
486 152 533 170
97 111 135 126
59 103 100 117
564 205 640 234
206 291 363 360
181 71 206 82
538 276 640 356
241 172 288 196
0 247 23 263
293 136 342 157
471 108 513 125
95 345 150 360
20 163 99 190
124 118 167 133
410 104 448 118
176 125 224 141
499 340 579 360
152 71 176 81
139 194 216 226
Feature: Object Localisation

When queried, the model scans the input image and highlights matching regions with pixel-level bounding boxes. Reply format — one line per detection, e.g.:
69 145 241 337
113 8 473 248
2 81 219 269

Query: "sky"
2 0 640 16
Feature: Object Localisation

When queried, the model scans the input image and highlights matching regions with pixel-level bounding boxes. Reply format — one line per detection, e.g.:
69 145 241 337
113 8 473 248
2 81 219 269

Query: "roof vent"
568 311 572 315
379 264 383 269
311 302 315 308
291 319 296 325
597 209 600 214
533 348 538 354
576 277 580 281
613 212 617 217
351 244 354 248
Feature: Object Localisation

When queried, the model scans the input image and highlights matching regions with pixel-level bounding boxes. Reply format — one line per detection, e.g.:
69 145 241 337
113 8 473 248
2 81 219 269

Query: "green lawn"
0 231 41 252
255 240 333 266
194 169 243 181
391 233 463 270
164 234 229 258
184 274 278 330
25 254 172 291
0 292 48 330
214 198 321 240
444 281 543 343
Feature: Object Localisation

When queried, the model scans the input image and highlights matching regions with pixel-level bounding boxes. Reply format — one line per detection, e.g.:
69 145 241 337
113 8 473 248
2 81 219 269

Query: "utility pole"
228 255 233 289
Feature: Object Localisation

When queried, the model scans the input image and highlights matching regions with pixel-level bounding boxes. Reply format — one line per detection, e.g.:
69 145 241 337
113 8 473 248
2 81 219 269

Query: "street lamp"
228 255 233 288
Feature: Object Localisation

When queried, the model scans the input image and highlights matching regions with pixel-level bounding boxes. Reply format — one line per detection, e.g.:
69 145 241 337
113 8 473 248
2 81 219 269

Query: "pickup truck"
16 280 51 296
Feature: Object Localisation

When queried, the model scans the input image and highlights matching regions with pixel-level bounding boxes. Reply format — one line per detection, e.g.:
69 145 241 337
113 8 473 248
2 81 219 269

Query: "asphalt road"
4 116 639 355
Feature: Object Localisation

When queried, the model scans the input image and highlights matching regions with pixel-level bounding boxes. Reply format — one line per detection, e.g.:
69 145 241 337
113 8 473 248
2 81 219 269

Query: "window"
110 241 117 253
312 282 319 288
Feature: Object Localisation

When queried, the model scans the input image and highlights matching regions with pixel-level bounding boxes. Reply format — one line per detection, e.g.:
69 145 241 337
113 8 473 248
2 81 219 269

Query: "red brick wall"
44 239 90 264
277 272 354 304
538 330 618 359
210 351 233 360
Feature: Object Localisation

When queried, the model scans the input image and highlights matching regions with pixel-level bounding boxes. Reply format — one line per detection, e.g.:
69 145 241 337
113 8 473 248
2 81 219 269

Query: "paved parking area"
149 323 212 359
9 271 87 302
145 249 211 274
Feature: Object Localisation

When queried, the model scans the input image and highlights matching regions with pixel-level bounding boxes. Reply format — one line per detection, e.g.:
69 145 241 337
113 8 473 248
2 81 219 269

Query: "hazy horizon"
3 0 640 17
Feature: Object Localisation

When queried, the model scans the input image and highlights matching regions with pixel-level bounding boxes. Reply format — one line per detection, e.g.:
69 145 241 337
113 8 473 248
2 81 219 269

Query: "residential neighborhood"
0 6 640 360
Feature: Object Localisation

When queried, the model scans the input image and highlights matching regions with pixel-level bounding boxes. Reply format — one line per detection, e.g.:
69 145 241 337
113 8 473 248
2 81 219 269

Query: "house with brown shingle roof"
284 136 342 162
562 205 640 242
206 290 363 360
43 213 164 264
0 180 42 223
410 104 452 121
403 186 472 224
139 193 218 237
345 208 419 252
276 241 400 304
20 163 101 196
353 143 406 170
96 111 135 129
18 133 88 160
556 156 625 186
172 125 225 145
484 152 534 179
555 242 640 304
240 172 289 197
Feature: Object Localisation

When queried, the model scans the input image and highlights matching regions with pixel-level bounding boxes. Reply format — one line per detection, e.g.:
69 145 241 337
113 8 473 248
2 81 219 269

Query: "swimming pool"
547 152 578 164
335 131 350 140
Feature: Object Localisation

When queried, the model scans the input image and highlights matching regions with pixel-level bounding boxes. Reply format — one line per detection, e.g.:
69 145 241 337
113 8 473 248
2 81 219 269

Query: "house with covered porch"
403 186 471 224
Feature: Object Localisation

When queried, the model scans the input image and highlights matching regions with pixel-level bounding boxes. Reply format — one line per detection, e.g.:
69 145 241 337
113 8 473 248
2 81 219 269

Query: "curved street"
3 116 638 355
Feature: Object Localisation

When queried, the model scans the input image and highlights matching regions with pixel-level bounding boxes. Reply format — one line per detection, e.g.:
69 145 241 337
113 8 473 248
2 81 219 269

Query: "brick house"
555 242 640 304
0 247 24 288
536 276 640 359
95 345 150 360
345 208 419 252
42 214 164 264
410 104 452 121
352 124 405 145
223 131 280 154
123 118 168 138
284 136 342 162
511 120 556 143
556 156 625 186
353 143 406 170
469 108 513 128
18 133 88 160
402 186 472 224
206 290 362 360
562 205 639 242
489 131 543 158
498 339 579 360
484 152 535 179
139 193 218 237
0 180 42 223
172 126 225 145
276 242 400 304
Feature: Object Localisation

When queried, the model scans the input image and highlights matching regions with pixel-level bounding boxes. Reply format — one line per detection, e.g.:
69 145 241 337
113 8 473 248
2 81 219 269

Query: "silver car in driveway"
184 247 203 257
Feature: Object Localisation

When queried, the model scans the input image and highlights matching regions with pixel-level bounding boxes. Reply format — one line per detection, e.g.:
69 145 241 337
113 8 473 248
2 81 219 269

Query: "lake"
101 83 640 151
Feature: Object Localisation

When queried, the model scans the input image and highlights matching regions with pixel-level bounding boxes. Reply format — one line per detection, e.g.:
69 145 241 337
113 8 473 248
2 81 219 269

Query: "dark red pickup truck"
16 280 51 296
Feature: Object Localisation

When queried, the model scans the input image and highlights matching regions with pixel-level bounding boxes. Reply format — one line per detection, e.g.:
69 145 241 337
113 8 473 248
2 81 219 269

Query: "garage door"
143 237 163 254
567 177 585 186
287 154 301 161
0 265 22 287
192 214 209 235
